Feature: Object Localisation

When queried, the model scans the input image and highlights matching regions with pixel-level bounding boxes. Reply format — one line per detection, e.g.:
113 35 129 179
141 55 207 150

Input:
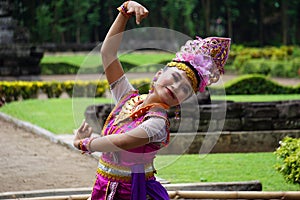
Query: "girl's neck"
141 93 168 108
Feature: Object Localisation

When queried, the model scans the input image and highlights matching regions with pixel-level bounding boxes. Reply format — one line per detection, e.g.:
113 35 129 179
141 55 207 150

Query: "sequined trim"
97 158 155 183
101 91 138 136
107 181 118 200
110 75 126 90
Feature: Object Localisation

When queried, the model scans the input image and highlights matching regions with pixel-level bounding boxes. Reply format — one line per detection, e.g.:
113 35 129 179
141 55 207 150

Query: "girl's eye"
182 87 189 94
182 86 190 94
172 73 180 82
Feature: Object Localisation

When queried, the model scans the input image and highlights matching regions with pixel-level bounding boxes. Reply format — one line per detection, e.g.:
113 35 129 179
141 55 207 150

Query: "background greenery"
12 0 300 46
40 46 300 79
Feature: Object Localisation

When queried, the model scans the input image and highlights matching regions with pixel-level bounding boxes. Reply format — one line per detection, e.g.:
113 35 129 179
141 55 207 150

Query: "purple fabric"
131 165 146 200
146 180 169 200
131 164 169 200
91 172 169 200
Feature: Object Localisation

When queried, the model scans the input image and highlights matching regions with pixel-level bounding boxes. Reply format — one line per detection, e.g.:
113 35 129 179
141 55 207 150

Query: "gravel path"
0 118 97 193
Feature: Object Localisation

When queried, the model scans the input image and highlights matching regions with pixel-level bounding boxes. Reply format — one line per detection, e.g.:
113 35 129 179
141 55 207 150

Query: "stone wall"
85 100 300 153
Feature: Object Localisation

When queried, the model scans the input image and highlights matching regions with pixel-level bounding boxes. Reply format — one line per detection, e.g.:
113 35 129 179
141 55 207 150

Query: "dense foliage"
217 74 300 95
1 75 299 103
11 0 300 46
274 137 300 185
229 45 300 77
0 80 109 102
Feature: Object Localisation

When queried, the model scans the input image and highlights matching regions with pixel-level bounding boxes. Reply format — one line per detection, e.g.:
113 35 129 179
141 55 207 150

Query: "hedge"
0 75 299 103
274 137 300 185
211 74 300 95
0 80 109 102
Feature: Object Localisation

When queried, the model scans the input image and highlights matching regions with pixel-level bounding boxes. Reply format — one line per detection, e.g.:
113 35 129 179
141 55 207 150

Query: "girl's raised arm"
100 1 148 84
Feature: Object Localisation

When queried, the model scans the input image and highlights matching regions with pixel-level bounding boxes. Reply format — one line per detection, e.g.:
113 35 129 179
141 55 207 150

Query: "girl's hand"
74 120 93 140
127 1 149 25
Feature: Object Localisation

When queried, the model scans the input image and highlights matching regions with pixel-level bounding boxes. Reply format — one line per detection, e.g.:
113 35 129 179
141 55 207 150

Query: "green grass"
41 53 101 68
118 52 174 66
155 153 300 191
0 98 112 134
41 52 175 71
211 94 300 102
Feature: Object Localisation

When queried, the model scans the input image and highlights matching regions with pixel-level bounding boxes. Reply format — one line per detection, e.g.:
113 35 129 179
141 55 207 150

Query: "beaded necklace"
113 94 169 125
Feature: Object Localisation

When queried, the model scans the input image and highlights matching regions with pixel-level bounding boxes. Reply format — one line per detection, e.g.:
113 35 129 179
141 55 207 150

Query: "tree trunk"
258 0 264 46
281 0 288 45
76 27 80 44
201 0 210 35
226 3 233 40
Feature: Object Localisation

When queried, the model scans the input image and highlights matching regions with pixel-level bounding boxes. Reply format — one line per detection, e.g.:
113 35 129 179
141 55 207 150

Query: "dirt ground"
0 118 98 193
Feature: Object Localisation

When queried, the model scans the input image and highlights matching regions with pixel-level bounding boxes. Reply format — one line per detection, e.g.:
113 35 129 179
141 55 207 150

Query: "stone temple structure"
0 0 43 76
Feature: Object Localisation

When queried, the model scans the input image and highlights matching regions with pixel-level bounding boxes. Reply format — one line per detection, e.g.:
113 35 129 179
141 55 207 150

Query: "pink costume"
90 91 170 200
85 36 231 200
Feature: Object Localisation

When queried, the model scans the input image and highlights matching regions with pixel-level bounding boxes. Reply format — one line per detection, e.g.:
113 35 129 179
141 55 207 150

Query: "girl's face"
154 67 194 107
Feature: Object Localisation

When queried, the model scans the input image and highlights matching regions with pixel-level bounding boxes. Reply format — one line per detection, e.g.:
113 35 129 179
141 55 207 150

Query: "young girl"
73 1 230 199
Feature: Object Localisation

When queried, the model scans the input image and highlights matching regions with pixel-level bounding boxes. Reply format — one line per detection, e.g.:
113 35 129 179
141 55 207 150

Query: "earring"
175 105 180 120
149 76 158 94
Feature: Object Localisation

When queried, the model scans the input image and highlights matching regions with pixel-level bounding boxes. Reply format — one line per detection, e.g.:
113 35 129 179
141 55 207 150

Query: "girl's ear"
155 69 163 78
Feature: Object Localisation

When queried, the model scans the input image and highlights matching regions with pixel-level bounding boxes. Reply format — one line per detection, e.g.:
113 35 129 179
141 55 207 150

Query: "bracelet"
79 137 98 154
117 1 132 18
87 137 97 153
79 138 91 154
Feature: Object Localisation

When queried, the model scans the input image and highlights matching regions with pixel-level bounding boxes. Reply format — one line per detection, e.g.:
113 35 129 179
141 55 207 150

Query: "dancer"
73 1 231 199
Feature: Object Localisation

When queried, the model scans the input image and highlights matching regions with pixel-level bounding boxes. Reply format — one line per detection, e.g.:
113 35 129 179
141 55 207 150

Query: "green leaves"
274 137 300 185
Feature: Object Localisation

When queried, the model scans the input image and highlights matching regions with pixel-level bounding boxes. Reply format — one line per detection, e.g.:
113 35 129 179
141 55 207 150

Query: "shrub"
130 79 150 94
63 80 75 97
233 54 251 71
41 63 79 75
219 74 298 95
259 62 271 75
64 80 108 98
292 58 300 78
274 137 300 185
95 81 109 97
41 81 64 98
239 60 271 75
18 81 40 100
271 63 285 77
239 61 257 74
0 82 21 102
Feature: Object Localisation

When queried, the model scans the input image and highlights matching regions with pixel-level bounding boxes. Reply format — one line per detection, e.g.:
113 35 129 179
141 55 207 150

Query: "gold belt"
97 158 155 182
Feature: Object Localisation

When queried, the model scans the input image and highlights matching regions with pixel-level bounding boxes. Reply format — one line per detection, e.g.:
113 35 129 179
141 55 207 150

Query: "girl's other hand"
74 120 93 140
127 1 149 25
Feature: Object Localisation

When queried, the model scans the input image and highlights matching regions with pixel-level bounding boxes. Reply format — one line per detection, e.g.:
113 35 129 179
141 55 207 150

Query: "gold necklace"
113 94 169 126
113 94 147 125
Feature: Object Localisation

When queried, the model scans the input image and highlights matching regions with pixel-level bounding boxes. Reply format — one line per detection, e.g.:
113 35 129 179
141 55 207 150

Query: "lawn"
211 94 300 102
155 153 299 191
0 98 112 134
1 95 300 191
41 51 175 72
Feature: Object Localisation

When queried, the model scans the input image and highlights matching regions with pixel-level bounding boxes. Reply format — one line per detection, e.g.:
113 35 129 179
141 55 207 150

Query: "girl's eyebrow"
174 72 182 80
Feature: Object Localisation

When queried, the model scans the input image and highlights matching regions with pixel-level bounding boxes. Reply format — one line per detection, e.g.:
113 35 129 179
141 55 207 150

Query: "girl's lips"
165 87 175 99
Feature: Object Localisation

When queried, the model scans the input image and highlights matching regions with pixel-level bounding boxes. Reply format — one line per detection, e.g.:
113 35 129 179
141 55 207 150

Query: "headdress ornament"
169 37 231 92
